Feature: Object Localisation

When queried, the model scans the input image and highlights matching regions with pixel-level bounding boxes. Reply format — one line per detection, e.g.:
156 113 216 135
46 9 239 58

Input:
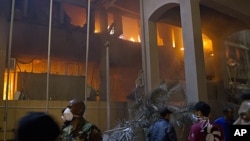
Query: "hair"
222 106 233 114
159 107 172 117
193 101 211 117
15 112 60 141
241 93 250 101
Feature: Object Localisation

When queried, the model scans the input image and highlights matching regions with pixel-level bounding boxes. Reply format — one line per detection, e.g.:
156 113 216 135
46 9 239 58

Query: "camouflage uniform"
61 118 102 141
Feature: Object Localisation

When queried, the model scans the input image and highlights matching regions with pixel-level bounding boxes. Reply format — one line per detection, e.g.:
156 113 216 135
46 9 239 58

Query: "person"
147 107 177 141
214 106 235 141
188 101 224 141
233 93 250 125
60 98 102 141
15 112 60 141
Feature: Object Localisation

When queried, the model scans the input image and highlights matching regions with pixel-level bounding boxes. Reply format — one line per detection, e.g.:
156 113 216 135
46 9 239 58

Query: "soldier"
60 99 102 141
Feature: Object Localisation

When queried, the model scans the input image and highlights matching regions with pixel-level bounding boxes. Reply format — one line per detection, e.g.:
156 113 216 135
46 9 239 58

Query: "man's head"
159 107 172 120
192 101 211 117
68 99 85 117
223 106 234 120
238 100 250 122
15 112 60 141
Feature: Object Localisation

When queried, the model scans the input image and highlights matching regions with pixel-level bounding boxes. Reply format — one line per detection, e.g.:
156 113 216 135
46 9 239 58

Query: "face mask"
63 108 73 121
192 114 201 123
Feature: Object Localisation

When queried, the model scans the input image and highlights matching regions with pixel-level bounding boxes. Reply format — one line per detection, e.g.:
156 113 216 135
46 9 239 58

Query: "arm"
166 125 177 141
188 125 198 141
88 125 102 141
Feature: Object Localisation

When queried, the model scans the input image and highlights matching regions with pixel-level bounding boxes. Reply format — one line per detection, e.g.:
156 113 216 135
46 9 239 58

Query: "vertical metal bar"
4 0 15 140
46 0 53 112
246 50 249 81
106 42 110 130
84 0 91 113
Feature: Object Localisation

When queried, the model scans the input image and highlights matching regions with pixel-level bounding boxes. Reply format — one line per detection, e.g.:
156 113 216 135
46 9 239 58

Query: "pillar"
180 0 208 103
98 8 108 34
113 12 123 37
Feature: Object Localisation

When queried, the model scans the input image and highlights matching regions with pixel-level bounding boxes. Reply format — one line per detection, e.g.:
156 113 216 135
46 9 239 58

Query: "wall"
16 72 85 100
0 100 128 140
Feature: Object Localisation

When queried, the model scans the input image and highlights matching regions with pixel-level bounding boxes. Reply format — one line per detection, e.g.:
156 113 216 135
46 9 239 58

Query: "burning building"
0 0 250 140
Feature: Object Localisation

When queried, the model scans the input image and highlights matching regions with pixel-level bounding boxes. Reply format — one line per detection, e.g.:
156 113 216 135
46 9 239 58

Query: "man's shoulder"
210 122 223 130
79 120 101 133
190 122 203 132
214 117 225 123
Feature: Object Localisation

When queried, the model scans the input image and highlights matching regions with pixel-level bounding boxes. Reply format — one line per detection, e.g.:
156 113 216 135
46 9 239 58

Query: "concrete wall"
0 100 128 140
16 72 85 100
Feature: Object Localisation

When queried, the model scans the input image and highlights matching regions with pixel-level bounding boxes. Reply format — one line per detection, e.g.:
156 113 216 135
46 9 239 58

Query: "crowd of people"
13 94 250 141
146 94 250 141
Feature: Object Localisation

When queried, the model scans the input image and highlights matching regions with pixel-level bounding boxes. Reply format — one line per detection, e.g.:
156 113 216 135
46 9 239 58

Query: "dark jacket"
61 118 102 141
147 118 177 141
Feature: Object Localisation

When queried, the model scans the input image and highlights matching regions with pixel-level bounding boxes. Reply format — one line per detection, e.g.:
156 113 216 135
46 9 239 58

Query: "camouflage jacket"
61 118 102 141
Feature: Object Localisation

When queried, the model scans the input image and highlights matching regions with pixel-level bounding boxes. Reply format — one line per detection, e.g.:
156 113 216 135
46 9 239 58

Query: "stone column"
212 36 228 101
140 0 160 93
113 12 123 37
99 39 109 101
98 8 108 34
89 8 95 34
180 0 208 103
141 20 160 92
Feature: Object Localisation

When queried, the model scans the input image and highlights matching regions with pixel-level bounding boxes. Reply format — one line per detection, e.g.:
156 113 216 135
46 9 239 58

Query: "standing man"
214 106 235 141
147 107 177 141
188 101 224 141
60 99 102 141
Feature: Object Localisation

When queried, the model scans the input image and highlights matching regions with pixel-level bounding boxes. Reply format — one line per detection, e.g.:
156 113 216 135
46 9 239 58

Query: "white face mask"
63 108 74 121
192 114 202 123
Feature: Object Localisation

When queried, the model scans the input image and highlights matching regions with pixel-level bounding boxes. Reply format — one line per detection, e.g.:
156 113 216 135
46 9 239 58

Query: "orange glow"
63 4 86 27
137 35 141 42
129 37 135 42
157 28 164 46
172 29 176 48
34 59 40 64
3 71 16 100
202 35 213 56
95 11 100 33
122 16 140 42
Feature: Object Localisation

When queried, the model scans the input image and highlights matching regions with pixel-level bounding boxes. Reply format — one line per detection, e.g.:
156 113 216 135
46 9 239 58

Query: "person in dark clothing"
214 106 235 141
188 101 224 141
15 112 60 141
147 107 177 141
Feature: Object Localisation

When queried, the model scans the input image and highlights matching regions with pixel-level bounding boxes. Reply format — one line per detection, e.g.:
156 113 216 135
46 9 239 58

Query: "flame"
3 71 16 100
129 37 135 42
172 29 176 48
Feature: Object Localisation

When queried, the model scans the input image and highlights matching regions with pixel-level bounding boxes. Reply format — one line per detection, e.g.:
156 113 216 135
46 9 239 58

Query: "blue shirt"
214 117 234 141
147 118 177 141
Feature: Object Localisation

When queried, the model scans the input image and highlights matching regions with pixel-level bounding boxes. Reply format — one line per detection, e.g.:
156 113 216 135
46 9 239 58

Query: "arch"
149 3 179 22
